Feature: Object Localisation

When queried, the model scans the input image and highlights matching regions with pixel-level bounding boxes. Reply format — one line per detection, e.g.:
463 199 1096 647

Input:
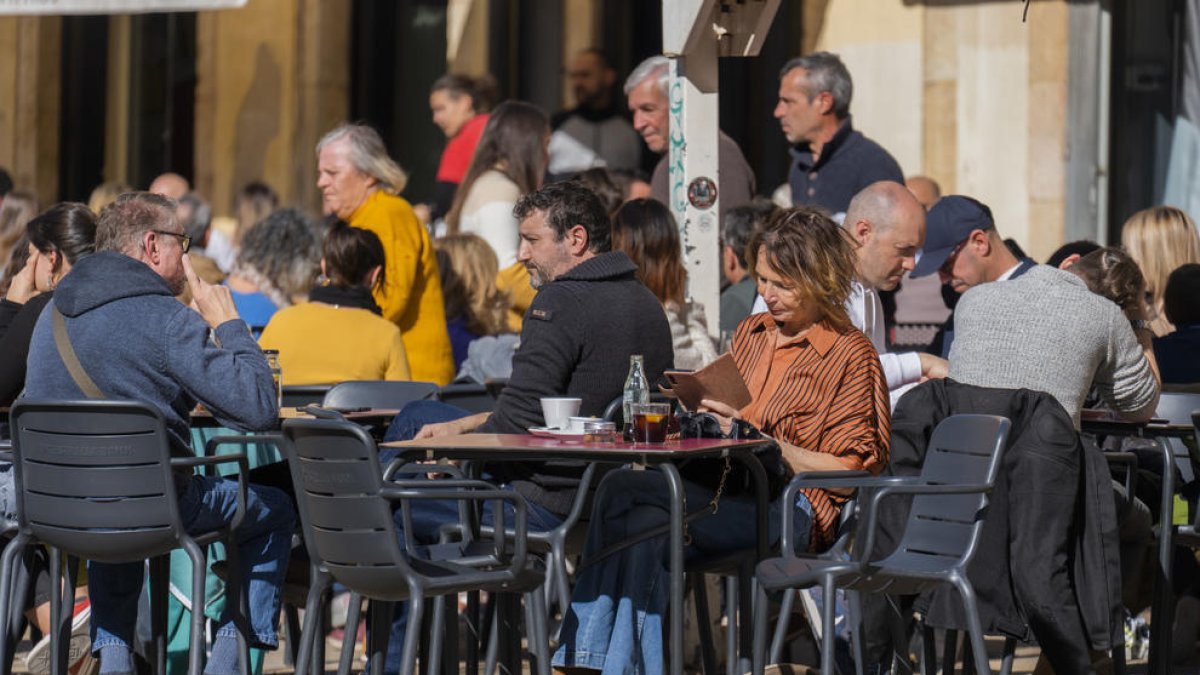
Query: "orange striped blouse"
732 313 890 550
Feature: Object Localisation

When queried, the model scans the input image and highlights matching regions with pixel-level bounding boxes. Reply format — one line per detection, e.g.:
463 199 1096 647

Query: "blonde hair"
434 233 511 337
316 123 408 195
0 191 39 270
87 181 133 214
1121 206 1200 324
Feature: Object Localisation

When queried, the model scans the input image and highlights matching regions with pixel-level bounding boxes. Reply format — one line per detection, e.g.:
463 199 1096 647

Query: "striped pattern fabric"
733 313 890 550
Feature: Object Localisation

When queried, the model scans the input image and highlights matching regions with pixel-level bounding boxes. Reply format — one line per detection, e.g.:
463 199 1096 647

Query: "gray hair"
235 207 320 305
779 52 853 119
178 192 212 242
623 55 670 97
95 191 177 256
316 123 409 194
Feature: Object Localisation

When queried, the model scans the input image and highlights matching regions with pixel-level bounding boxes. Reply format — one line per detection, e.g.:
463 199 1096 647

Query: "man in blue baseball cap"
910 195 1035 356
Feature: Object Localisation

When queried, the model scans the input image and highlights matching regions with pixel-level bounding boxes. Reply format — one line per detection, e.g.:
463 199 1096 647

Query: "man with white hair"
625 55 756 222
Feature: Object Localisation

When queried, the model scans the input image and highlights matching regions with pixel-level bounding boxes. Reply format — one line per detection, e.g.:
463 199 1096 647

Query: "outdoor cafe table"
1080 410 1196 675
382 433 774 675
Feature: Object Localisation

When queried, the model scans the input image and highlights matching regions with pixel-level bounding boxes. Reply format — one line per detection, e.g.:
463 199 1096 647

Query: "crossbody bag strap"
51 305 105 399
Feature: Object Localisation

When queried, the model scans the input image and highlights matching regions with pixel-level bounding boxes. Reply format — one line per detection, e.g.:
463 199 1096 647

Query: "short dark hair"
27 202 97 266
1164 263 1200 326
322 222 386 292
0 168 12 197
513 180 612 254
572 167 623 217
1046 239 1101 269
430 73 498 113
723 199 778 270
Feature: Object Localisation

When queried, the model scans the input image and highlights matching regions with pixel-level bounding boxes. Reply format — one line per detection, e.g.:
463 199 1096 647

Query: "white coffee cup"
540 397 582 430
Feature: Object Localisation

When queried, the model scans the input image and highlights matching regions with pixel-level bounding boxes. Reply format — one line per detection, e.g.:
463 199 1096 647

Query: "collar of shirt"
789 117 855 171
750 314 839 357
996 260 1024 282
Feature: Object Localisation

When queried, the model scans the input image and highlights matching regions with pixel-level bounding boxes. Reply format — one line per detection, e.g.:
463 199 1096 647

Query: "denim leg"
378 492 564 675
553 470 813 675
381 400 472 444
177 474 296 649
88 561 145 650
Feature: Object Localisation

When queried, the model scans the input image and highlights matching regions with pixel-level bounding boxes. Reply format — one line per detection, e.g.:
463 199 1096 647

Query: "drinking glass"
631 402 671 443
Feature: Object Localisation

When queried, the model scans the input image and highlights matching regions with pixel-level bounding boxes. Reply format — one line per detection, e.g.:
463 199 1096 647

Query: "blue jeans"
88 474 295 652
553 469 813 675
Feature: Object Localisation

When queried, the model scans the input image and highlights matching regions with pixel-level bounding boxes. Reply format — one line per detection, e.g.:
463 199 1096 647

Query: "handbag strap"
51 305 105 399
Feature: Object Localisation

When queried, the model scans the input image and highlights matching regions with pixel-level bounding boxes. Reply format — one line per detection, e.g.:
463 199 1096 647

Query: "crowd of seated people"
3 48 1200 675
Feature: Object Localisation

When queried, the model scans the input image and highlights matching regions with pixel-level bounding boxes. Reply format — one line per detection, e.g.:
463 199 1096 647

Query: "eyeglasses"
939 239 968 275
152 230 192 253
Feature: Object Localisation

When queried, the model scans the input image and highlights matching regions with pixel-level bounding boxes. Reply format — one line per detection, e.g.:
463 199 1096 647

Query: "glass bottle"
263 349 283 409
622 355 649 440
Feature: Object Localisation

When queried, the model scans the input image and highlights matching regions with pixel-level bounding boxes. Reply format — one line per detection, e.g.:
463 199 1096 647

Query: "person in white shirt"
752 181 948 400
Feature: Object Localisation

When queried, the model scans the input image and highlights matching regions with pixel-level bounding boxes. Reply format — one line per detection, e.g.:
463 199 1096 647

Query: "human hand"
4 254 39 304
698 398 738 435
414 418 469 440
183 254 239 329
918 353 949 380
412 203 432 226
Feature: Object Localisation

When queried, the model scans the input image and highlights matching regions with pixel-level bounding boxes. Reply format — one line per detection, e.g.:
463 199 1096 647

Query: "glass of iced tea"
631 402 670 443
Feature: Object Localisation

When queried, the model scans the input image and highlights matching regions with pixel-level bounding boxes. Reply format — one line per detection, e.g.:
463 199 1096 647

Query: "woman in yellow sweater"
260 224 411 386
315 123 454 384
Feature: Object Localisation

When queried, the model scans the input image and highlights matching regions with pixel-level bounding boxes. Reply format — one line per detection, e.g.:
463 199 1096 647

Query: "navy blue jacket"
789 118 904 214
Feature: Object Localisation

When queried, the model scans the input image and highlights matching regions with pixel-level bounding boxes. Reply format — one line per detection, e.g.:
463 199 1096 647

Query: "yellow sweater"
259 302 411 386
348 190 455 384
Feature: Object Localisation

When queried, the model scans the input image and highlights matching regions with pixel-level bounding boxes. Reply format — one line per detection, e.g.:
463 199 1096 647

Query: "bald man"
905 175 941 210
148 172 190 201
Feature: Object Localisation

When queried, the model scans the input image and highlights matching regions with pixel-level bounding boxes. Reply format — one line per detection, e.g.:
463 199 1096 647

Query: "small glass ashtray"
583 420 617 443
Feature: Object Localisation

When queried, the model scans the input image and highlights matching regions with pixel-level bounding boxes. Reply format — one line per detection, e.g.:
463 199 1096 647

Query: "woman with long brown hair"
612 198 718 370
444 100 550 268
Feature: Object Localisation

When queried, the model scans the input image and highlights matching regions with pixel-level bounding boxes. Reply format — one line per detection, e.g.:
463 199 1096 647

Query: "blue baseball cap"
910 195 995 278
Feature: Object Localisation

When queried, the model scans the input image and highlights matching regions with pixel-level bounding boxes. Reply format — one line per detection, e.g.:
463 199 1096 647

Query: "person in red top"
554 207 890 674
427 73 496 224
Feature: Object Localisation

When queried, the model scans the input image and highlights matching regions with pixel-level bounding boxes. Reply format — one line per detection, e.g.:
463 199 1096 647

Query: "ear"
45 249 62 272
970 229 991 254
816 91 835 116
320 259 328 278
366 265 382 289
1058 253 1082 270
850 219 872 246
566 224 590 255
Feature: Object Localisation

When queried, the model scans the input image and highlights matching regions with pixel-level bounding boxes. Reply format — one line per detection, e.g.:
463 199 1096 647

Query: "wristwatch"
1130 319 1151 332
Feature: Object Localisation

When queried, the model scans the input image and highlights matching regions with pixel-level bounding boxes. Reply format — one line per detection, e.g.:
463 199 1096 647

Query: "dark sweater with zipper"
480 251 674 515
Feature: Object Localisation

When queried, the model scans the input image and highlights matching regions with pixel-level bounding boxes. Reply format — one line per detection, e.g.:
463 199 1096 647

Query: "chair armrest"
779 470 901 556
383 460 462 481
299 405 345 420
380 485 529 574
857 482 993 564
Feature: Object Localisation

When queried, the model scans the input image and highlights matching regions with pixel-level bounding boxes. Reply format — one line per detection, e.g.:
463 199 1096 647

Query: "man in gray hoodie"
24 192 294 675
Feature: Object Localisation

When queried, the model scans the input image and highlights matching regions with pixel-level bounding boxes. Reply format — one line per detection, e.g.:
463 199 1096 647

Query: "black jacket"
879 379 1121 674
481 251 674 515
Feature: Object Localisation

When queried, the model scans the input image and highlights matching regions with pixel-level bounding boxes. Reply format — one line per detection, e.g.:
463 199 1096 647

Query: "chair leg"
738 571 755 675
484 595 499 675
182 540 208 675
465 591 480 675
819 576 837 675
921 623 937 675
751 584 771 675
524 589 551 675
942 629 958 675
0 533 30 673
48 547 64 675
688 574 716 675
338 592 363 675
847 590 866 675
398 595 425 675
552 546 572 624
366 599 397 675
725 575 739 675
427 596 446 675
998 637 1016 675
150 556 170 675
950 574 992 675
769 588 795 666
222 539 252 675
293 570 330 675
1111 638 1126 675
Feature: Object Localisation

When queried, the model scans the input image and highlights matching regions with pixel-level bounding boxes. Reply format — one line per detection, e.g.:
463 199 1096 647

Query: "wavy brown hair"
435 233 510 336
751 207 856 332
1068 247 1146 313
611 198 686 305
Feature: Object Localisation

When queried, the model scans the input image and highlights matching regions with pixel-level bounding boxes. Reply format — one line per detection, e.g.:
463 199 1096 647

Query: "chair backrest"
889 414 1010 569
437 382 499 414
8 400 186 563
282 385 332 408
1155 392 1200 483
323 380 439 410
281 417 416 600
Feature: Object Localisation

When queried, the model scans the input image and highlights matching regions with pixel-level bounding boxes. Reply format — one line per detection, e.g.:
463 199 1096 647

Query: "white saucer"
528 427 588 442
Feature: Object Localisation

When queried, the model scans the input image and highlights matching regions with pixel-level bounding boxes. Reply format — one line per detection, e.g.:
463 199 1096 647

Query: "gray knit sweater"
947 265 1158 427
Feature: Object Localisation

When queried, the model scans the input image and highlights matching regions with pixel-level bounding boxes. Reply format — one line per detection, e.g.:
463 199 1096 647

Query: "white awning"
0 0 246 14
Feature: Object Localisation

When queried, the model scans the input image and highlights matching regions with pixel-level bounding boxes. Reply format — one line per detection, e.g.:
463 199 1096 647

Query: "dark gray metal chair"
282 416 550 675
282 384 333 408
323 380 439 410
1 400 253 675
753 414 1011 675
436 383 498 414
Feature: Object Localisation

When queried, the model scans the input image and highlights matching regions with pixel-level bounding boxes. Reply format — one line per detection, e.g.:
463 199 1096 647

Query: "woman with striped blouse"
553 207 891 675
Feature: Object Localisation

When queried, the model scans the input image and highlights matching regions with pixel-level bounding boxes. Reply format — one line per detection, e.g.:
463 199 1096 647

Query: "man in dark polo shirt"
775 52 904 216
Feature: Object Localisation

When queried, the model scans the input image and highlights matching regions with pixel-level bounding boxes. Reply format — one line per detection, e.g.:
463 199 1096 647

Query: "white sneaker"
24 600 97 675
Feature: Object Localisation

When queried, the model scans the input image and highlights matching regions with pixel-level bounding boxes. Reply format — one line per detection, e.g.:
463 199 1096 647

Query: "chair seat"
755 556 861 592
